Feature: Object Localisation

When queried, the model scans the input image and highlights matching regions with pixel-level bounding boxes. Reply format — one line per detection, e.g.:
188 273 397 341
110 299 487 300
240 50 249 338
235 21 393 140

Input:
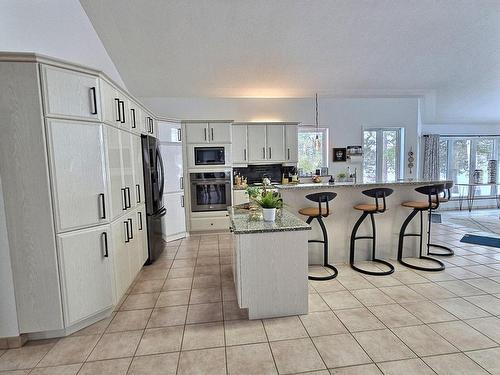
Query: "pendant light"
314 93 321 150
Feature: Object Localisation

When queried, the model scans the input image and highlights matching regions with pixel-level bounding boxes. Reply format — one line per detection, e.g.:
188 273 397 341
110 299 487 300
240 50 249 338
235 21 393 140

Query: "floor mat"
460 234 500 248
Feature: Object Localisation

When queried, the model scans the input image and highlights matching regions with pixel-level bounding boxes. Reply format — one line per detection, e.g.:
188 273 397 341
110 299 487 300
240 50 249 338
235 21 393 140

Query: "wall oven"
190 171 232 212
194 146 225 166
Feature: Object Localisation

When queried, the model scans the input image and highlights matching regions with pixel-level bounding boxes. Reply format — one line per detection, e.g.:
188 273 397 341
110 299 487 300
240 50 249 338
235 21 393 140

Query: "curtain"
422 134 440 180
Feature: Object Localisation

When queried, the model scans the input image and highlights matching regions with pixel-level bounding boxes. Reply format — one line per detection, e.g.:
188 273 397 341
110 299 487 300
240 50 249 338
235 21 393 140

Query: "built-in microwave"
194 146 225 166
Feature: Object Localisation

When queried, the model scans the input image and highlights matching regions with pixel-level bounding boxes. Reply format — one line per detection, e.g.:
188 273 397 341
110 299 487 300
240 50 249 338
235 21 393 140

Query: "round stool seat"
353 204 379 212
432 197 449 203
299 207 329 217
402 201 437 209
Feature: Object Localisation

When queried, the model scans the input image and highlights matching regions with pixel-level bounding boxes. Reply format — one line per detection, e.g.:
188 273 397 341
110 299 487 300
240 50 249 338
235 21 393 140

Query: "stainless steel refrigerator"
141 134 166 263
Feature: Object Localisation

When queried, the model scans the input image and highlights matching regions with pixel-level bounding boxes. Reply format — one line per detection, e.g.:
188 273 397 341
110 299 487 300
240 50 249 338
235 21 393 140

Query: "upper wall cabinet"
41 65 100 121
232 125 248 164
46 119 108 233
185 122 232 144
285 125 298 163
101 80 122 126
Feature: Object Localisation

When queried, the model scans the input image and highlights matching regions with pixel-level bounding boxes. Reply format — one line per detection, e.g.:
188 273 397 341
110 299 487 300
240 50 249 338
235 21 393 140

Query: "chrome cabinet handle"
180 176 184 190
99 193 106 219
131 108 136 128
269 147 272 159
177 128 181 141
119 100 125 124
124 221 130 243
90 87 98 115
121 188 127 210
244 149 246 161
115 98 121 122
101 232 108 257
288 148 290 160
263 147 266 159
136 184 141 203
128 218 133 239
181 195 184 207
211 127 214 141
138 211 143 230
204 127 207 141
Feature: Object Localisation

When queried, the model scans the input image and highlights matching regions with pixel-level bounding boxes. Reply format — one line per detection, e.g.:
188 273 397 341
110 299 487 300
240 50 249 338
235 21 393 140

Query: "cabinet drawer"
41 65 100 121
190 216 230 232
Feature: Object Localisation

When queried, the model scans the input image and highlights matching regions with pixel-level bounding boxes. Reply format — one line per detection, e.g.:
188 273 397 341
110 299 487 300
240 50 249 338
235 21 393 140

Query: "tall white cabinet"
0 53 154 339
158 120 187 241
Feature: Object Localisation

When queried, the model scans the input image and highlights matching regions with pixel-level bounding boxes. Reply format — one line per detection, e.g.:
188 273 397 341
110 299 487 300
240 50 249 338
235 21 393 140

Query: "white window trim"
363 127 404 182
297 126 329 174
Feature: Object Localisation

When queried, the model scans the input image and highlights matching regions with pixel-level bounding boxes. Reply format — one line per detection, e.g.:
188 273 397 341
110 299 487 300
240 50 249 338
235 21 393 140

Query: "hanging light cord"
315 93 319 130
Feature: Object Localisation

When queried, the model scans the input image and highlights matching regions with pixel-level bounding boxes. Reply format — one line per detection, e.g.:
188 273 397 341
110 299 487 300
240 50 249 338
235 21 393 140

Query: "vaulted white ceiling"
80 0 500 103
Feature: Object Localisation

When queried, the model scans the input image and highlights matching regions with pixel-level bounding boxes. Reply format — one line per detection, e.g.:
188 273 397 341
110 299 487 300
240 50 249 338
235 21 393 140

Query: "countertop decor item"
251 191 283 222
488 160 497 184
407 148 415 174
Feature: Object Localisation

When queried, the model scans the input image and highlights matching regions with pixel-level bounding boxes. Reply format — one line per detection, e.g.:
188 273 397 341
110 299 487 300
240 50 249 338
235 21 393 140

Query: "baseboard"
0 334 28 349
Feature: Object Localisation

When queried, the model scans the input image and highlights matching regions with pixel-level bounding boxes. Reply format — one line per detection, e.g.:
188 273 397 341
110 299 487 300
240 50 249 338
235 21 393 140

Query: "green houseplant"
252 190 283 222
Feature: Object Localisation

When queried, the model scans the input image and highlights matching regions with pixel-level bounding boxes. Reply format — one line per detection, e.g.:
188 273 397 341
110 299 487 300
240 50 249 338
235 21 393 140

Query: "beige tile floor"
1 215 500 374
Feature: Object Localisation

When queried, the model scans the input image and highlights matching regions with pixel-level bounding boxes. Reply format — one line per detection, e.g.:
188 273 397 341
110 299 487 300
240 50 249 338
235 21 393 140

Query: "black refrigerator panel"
141 134 166 263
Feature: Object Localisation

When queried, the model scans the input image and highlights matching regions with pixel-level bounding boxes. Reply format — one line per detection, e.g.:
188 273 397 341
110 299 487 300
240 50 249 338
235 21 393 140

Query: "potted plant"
336 172 347 182
251 190 283 222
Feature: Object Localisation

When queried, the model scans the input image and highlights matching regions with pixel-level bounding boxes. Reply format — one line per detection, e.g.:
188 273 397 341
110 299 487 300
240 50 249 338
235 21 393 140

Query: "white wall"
0 0 125 88
142 96 420 178
0 176 19 338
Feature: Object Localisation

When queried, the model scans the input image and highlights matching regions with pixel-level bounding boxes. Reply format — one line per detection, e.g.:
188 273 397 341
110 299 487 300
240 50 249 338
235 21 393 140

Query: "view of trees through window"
363 128 402 182
439 137 500 197
297 128 328 174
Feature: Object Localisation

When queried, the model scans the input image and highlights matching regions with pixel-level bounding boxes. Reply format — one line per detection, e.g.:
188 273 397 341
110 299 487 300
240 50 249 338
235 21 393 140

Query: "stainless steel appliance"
194 146 225 166
142 134 166 263
190 171 231 212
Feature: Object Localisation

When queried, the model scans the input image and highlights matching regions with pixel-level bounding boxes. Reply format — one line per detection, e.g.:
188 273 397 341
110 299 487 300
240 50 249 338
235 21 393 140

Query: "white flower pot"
262 208 276 222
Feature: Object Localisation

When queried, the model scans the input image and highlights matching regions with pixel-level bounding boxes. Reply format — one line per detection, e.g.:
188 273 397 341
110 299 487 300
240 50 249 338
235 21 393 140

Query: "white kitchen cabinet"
121 132 135 208
162 192 186 241
127 99 140 133
185 122 210 143
57 225 114 326
158 121 182 143
143 112 157 137
100 80 122 126
132 135 145 206
247 124 267 162
106 126 126 219
233 189 249 206
41 65 100 121
111 215 132 302
160 143 183 194
266 124 285 162
285 125 298 163
209 122 232 143
135 206 148 272
232 125 247 164
47 119 108 232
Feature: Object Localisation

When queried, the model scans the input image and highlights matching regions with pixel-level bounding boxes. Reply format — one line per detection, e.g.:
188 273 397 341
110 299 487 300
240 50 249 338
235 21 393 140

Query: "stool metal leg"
426 209 454 256
350 212 394 276
307 215 338 281
398 209 445 272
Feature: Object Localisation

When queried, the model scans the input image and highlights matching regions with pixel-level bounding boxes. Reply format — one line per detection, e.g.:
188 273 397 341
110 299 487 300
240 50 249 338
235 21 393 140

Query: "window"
439 136 500 197
362 128 404 182
297 127 328 175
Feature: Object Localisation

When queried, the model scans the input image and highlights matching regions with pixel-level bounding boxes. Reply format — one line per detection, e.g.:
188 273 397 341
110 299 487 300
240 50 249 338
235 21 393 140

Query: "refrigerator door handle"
156 145 165 197
153 207 167 218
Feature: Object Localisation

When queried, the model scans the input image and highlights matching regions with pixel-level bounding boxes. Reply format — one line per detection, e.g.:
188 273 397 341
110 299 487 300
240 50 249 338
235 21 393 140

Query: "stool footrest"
398 256 445 272
354 236 375 240
309 264 338 281
308 240 325 244
351 258 395 276
428 243 454 256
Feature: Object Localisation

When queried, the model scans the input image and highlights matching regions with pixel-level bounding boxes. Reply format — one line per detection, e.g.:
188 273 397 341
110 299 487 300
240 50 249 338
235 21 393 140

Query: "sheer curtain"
422 134 440 180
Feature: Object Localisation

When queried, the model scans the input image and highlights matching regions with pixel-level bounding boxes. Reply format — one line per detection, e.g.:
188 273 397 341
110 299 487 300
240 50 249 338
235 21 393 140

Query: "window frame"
362 127 404 182
297 126 329 176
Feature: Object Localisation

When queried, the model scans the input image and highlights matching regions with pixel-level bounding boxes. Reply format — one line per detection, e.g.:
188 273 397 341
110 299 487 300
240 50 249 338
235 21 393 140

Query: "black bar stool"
398 184 446 272
350 188 395 276
298 192 338 280
427 181 454 257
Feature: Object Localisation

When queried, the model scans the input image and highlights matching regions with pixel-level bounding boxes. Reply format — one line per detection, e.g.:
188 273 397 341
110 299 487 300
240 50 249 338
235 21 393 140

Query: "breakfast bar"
277 180 452 265
229 207 311 319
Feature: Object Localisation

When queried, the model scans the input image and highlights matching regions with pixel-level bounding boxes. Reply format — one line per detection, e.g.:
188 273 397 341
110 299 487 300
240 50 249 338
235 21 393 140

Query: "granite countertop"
276 179 453 190
229 206 311 234
233 183 280 191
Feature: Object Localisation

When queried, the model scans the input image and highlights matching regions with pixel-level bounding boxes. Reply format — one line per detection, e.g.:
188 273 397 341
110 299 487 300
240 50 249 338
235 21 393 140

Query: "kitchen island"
277 180 452 265
229 207 311 319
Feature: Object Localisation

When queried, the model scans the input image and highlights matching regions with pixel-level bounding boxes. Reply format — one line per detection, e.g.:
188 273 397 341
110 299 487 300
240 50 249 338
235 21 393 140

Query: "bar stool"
350 188 395 276
299 192 338 280
398 184 446 272
427 181 454 257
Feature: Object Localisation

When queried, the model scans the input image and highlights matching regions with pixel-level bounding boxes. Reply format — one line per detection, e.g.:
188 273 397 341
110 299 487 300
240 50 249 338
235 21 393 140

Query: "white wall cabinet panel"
162 192 186 241
106 126 126 220
185 122 209 143
57 226 113 326
209 122 232 143
127 99 140 133
100 80 119 125
41 65 100 121
121 132 135 208
285 125 298 163
247 124 267 162
158 121 182 143
135 206 148 272
267 124 285 162
132 135 145 206
111 217 132 303
47 119 108 232
232 125 247 164
160 143 183 194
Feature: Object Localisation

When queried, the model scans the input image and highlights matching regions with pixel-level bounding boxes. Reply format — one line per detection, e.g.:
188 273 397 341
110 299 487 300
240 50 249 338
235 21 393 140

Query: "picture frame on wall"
333 148 347 162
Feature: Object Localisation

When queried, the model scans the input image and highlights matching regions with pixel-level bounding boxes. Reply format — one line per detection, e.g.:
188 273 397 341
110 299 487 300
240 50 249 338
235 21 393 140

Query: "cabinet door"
285 125 298 163
136 206 148 268
247 124 267 162
232 125 247 164
209 122 232 143
266 124 285 161
41 65 100 121
106 126 126 220
132 135 145 205
185 122 209 143
127 99 140 134
158 121 182 143
100 80 121 125
111 217 132 303
57 226 113 326
121 132 135 209
160 143 183 194
163 192 186 240
47 119 108 232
